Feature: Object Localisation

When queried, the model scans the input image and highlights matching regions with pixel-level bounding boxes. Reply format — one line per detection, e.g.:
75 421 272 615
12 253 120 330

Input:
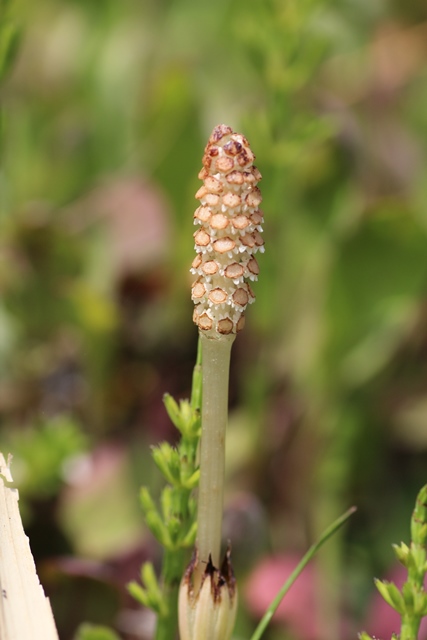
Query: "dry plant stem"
0 453 59 640
195 331 235 587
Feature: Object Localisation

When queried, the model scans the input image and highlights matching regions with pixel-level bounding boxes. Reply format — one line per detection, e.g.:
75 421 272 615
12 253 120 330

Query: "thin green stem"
155 547 186 640
249 506 357 640
194 332 235 587
400 560 423 640
400 485 427 640
401 614 421 640
153 346 203 640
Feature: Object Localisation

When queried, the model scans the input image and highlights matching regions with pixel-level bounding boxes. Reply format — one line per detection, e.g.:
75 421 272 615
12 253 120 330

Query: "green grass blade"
249 506 357 640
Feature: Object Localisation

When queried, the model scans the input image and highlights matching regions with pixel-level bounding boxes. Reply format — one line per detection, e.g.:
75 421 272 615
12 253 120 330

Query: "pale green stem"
194 332 235 588
400 485 427 640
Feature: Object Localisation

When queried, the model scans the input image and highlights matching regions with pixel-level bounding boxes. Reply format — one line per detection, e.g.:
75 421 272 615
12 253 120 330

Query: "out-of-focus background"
1 0 427 638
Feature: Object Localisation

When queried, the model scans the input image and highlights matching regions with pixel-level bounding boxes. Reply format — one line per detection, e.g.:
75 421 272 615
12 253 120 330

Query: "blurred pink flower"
244 554 318 640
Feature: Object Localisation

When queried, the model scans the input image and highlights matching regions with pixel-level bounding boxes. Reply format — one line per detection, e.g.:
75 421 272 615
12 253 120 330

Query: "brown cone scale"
190 125 264 337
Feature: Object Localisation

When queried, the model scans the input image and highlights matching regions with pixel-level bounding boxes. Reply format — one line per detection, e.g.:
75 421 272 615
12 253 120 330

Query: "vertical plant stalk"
196 332 234 580
191 124 263 583
129 344 202 640
154 342 203 640
400 485 427 640
360 485 427 640
179 124 263 640
156 548 186 640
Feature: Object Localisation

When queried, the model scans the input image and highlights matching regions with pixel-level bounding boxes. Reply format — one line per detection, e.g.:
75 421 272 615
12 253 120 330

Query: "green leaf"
411 485 427 546
374 579 405 613
178 399 193 427
141 562 168 616
181 520 197 547
145 510 171 547
141 562 160 594
163 394 183 430
182 468 200 490
163 393 201 439
127 581 150 608
413 587 427 617
74 623 120 640
160 485 174 521
140 487 170 546
393 542 410 567
152 442 181 485
411 546 427 575
0 20 19 82
167 515 182 546
128 563 168 616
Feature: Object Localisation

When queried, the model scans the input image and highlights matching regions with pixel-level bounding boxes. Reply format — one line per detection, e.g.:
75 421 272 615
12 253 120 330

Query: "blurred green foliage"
0 0 19 84
3 414 87 500
1 0 427 638
75 624 120 640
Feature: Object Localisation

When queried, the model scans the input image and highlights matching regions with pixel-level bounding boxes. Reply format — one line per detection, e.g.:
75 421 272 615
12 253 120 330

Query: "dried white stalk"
0 453 59 640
